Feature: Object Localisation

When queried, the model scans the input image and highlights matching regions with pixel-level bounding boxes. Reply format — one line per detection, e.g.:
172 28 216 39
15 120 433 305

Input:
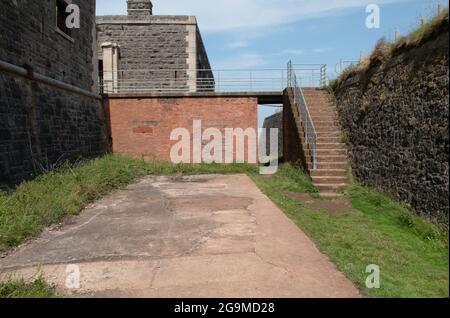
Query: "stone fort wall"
97 12 213 92
334 20 449 223
0 0 109 188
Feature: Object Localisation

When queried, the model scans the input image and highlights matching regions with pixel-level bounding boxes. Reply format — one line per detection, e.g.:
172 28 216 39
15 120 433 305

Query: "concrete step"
313 121 339 128
317 132 341 137
309 111 339 117
307 103 334 107
313 120 339 125
310 115 339 120
317 155 347 162
309 108 336 113
303 96 331 101
312 176 348 184
316 149 347 156
315 126 341 133
309 162 347 170
316 143 346 150
313 120 338 124
307 102 335 107
315 183 348 193
310 110 336 115
310 169 347 177
311 115 338 120
317 136 341 143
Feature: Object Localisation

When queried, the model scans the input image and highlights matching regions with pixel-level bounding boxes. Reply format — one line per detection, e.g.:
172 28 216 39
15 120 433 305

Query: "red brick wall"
104 96 258 163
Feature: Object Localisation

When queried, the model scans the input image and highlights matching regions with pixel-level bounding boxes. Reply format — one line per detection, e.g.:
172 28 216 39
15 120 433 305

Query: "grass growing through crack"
0 155 448 297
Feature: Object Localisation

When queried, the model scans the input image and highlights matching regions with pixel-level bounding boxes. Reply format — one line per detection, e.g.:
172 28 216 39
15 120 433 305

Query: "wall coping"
96 15 197 25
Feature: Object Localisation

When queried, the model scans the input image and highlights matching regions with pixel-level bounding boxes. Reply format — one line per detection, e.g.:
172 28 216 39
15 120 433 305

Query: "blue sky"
97 0 448 125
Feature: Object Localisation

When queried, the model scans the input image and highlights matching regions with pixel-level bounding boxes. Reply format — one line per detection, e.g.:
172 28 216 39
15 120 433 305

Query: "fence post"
287 60 292 87
217 71 220 91
305 117 308 141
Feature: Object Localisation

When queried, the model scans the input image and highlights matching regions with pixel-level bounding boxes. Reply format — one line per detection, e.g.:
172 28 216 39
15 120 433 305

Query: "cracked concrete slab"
0 174 361 298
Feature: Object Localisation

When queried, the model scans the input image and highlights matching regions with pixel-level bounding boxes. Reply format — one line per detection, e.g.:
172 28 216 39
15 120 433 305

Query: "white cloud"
228 40 250 49
150 0 404 32
278 49 305 56
213 53 267 69
312 48 330 53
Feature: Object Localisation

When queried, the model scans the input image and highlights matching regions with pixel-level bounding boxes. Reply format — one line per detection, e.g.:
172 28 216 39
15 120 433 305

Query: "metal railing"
291 63 328 87
99 64 327 94
287 61 318 170
335 59 359 74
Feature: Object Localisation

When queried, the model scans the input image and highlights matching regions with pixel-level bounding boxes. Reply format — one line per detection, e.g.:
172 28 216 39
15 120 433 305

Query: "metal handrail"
99 65 326 94
287 61 318 170
292 63 328 87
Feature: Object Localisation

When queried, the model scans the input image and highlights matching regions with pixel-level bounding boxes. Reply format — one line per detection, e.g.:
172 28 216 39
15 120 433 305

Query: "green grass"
0 155 448 297
0 154 256 252
249 168 449 298
0 273 57 298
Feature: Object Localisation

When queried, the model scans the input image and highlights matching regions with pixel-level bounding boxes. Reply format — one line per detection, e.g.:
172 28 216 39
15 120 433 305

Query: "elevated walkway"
101 62 348 194
104 91 284 105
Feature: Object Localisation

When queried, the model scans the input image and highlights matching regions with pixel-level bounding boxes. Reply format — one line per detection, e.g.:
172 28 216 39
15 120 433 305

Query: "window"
56 0 72 38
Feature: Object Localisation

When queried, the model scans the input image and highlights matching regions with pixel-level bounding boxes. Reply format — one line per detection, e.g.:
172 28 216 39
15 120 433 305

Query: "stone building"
0 0 109 188
96 0 214 93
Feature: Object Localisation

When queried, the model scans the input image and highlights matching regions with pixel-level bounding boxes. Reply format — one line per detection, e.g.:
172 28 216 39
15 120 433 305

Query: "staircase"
302 88 348 196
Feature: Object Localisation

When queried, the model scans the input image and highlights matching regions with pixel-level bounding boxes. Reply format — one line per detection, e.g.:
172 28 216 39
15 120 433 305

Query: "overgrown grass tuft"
332 8 449 88
0 273 56 298
393 7 449 52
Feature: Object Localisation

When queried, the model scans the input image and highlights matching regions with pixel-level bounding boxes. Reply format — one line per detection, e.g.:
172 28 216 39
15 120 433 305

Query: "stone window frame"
55 0 75 43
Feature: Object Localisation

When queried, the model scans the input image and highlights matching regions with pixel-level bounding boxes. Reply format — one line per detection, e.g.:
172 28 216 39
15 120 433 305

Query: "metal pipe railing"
287 61 318 170
99 65 326 94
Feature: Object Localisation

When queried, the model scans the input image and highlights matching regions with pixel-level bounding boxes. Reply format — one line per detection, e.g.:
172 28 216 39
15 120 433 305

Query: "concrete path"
0 174 360 298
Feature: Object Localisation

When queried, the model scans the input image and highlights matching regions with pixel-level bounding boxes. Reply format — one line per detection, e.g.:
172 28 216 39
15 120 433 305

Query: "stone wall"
334 23 449 223
0 0 97 92
0 0 109 188
96 12 213 91
97 16 191 72
104 96 258 163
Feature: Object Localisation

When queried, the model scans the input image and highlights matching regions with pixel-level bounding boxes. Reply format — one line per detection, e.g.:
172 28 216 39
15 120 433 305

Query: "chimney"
127 0 153 19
